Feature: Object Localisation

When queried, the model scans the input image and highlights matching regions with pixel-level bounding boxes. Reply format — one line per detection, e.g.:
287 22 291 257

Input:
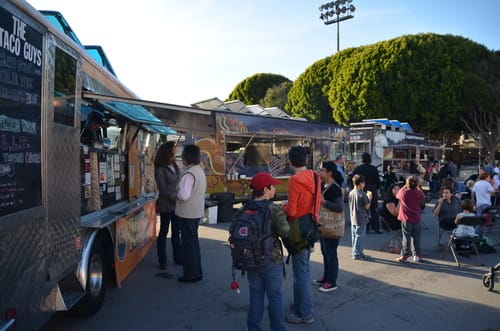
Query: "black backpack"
229 200 274 271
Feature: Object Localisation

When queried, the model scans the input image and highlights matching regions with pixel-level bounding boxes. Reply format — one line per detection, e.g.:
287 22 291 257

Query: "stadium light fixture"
319 1 356 52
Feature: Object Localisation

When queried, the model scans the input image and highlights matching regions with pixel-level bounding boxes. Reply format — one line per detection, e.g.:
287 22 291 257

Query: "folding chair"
445 216 486 267
437 217 456 251
379 216 402 253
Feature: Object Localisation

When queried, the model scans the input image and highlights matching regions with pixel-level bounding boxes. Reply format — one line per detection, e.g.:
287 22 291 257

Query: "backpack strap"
312 171 320 224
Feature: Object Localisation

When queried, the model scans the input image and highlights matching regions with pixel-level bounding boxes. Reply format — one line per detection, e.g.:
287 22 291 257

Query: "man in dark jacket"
353 153 382 233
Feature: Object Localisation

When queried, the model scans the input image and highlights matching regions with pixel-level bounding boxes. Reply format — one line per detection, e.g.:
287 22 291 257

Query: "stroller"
482 262 500 291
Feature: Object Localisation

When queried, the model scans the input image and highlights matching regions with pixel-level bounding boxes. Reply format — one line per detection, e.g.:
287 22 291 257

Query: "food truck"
0 1 176 330
349 119 442 178
148 99 349 207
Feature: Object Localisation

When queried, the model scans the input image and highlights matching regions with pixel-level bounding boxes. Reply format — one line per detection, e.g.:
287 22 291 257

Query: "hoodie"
283 169 321 220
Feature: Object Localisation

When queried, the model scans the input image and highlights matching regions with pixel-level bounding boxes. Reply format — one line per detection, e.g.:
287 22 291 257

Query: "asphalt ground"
43 202 500 331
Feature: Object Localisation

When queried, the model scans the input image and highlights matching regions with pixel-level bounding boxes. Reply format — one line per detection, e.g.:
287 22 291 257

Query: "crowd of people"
153 143 498 330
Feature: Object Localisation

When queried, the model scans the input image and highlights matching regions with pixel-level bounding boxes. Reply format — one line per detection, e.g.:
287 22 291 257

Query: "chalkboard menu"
0 7 43 217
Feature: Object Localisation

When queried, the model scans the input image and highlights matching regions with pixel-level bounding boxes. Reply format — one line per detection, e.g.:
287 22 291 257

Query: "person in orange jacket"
281 146 321 325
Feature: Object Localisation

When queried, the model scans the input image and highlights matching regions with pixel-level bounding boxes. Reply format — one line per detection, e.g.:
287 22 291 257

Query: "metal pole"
337 15 340 52
478 134 481 171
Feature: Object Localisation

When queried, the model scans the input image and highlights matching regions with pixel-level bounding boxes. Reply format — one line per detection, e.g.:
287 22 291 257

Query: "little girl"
453 199 477 250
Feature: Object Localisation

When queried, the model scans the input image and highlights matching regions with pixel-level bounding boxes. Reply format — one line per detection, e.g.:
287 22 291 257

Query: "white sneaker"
413 255 422 262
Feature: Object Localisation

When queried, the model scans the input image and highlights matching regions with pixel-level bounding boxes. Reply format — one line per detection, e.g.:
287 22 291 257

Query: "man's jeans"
320 237 340 285
291 248 312 318
247 263 286 331
351 224 366 257
401 221 421 257
178 217 203 279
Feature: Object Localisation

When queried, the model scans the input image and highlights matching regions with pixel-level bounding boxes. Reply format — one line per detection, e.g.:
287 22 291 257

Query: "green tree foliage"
328 34 490 134
285 56 334 122
461 52 500 158
226 73 291 105
260 81 293 110
286 33 493 136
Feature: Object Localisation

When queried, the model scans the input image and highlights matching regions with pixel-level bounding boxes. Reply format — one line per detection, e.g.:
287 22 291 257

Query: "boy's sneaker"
353 254 370 260
318 282 338 293
396 255 410 263
312 278 326 286
285 313 314 324
413 255 422 262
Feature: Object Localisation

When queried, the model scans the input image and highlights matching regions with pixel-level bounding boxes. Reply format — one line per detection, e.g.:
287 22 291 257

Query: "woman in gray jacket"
154 141 181 270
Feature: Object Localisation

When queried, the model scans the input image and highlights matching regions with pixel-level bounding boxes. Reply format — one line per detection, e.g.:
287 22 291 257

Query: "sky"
27 0 500 107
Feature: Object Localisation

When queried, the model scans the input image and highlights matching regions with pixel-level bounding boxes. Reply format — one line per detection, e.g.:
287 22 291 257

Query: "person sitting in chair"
381 183 401 231
453 199 478 252
433 186 460 231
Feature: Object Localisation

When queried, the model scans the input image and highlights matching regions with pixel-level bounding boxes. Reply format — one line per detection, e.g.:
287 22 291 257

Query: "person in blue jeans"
348 174 371 260
281 146 321 324
231 172 289 331
175 145 207 282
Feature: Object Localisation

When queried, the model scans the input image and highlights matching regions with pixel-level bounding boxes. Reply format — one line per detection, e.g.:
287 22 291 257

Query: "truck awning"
82 92 177 134
82 92 211 115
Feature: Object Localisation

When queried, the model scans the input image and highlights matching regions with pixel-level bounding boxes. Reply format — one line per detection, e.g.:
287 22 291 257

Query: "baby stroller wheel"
482 274 494 291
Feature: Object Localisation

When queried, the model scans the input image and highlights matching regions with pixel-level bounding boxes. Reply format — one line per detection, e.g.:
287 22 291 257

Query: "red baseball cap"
250 172 281 190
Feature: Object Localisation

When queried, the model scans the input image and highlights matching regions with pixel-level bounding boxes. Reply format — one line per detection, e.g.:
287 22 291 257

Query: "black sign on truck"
0 7 43 217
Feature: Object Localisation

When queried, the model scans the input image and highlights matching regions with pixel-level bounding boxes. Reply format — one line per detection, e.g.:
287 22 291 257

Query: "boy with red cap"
230 172 289 331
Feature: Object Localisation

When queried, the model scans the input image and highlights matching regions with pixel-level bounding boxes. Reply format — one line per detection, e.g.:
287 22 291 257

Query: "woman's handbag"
318 207 345 239
318 183 345 239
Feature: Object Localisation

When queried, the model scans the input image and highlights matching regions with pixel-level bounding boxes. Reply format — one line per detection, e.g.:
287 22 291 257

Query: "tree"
286 33 493 137
259 81 293 110
327 33 490 134
285 56 334 122
461 53 500 159
226 73 291 105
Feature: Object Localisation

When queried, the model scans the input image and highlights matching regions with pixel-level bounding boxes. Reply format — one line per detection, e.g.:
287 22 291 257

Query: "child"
454 199 477 250
230 172 289 331
348 174 371 260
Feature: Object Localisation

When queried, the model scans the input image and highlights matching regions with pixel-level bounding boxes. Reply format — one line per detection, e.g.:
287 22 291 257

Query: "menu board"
0 7 43 217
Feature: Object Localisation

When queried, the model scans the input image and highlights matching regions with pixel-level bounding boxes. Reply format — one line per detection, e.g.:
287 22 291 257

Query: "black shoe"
178 276 202 283
374 230 383 234
159 263 167 270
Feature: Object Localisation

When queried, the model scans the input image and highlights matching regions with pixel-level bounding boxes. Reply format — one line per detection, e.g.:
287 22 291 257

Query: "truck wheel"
73 239 108 315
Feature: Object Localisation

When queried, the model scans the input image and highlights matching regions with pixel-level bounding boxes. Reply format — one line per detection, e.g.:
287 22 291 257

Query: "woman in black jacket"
381 183 401 231
314 161 344 293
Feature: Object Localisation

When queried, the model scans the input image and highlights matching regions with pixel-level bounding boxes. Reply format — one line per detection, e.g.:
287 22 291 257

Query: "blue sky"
28 0 500 106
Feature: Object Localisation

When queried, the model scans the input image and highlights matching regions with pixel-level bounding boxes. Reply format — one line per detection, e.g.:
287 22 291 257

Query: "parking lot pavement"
43 203 500 331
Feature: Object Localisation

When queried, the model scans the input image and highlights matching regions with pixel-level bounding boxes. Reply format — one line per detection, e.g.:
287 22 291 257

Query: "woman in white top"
472 172 495 216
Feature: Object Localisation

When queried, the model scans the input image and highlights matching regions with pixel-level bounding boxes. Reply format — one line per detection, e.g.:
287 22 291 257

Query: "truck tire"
73 239 108 315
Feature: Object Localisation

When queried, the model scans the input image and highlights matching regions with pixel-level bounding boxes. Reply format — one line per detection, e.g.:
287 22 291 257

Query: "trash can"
210 192 235 223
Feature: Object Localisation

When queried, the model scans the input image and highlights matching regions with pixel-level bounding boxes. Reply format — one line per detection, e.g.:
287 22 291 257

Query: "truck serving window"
54 48 77 126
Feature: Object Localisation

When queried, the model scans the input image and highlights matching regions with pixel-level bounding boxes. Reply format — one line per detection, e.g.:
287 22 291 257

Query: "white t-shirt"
472 180 494 206
493 174 500 190
455 211 477 238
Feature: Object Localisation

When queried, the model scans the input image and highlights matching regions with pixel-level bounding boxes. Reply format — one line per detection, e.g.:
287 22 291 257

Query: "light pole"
319 0 356 52
478 134 481 171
